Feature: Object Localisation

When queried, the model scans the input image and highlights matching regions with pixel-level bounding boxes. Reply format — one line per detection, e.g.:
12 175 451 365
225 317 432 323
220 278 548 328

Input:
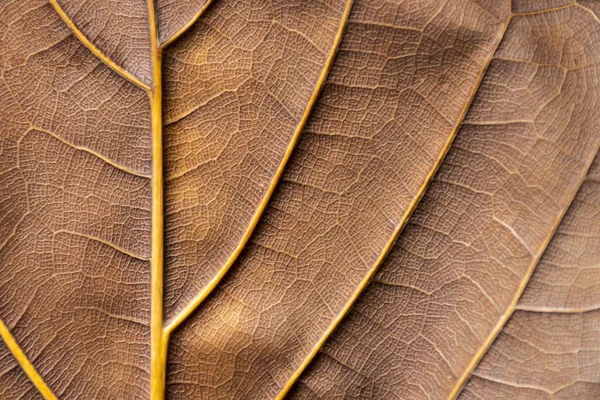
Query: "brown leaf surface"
0 0 152 398
166 0 510 398
289 3 600 399
162 0 351 323
156 0 210 46
1 0 600 399
0 339 43 400
53 0 154 86
459 154 600 400
0 0 352 398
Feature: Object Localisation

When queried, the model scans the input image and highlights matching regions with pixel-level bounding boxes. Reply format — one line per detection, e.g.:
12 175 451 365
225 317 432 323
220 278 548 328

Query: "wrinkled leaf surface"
0 1 599 399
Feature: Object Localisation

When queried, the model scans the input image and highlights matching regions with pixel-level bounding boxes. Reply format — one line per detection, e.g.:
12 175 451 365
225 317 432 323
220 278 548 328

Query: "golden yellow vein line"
32 127 151 178
48 0 151 92
276 9 513 400
147 0 166 398
162 0 356 337
576 2 600 24
160 0 214 48
447 150 600 400
0 319 57 400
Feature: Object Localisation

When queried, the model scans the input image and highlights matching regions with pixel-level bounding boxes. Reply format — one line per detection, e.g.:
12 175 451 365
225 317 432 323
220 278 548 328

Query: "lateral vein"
277 8 514 400
48 0 151 92
54 230 150 261
448 146 600 400
447 5 600 396
515 304 600 314
162 0 356 337
0 319 57 400
160 0 215 48
32 127 151 178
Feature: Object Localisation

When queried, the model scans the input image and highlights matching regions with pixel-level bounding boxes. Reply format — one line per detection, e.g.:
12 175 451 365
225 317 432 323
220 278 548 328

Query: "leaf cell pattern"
0 0 599 399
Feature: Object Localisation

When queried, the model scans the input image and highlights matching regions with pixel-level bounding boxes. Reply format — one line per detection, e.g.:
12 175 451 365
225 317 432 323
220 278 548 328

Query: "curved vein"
48 0 151 92
276 11 513 399
3 76 149 178
447 151 600 399
163 0 356 336
32 127 151 178
54 230 150 261
447 202 584 399
160 0 215 48
0 319 57 400
446 6 600 397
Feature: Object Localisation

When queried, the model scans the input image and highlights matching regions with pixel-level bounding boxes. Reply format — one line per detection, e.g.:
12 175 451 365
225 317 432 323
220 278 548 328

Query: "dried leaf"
0 1 599 399
459 154 600 400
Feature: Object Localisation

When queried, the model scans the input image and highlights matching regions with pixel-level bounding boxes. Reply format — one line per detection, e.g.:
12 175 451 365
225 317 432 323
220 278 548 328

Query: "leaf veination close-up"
0 0 599 399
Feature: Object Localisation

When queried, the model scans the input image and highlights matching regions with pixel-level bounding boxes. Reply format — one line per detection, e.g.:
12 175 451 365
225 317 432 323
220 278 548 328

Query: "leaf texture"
289 3 600 399
161 0 352 325
0 325 45 400
52 0 154 86
1 0 600 399
0 0 152 398
156 0 211 46
165 0 511 398
459 153 600 400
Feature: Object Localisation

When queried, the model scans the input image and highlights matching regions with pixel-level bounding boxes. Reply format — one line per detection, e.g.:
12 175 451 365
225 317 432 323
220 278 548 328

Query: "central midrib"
148 0 166 398
41 1 351 399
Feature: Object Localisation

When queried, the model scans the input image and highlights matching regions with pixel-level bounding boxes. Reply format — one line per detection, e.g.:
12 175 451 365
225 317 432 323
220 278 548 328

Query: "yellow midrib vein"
3 0 220 399
147 0 166 399
28 1 215 399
